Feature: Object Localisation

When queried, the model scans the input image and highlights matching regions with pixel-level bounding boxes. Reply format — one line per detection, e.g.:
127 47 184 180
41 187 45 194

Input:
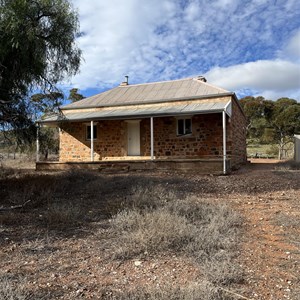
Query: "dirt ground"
225 162 300 300
0 159 299 299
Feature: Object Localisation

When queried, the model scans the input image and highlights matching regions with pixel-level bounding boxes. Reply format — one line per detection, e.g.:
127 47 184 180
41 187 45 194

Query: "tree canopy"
0 0 81 134
240 96 300 159
68 88 84 102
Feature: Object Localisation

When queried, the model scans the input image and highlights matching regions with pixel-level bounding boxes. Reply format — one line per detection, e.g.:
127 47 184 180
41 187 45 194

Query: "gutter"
38 108 228 124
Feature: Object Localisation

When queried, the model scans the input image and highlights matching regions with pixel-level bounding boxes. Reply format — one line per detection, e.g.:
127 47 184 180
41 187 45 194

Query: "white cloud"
66 0 300 101
285 29 300 60
205 60 300 91
69 0 177 88
204 26 300 101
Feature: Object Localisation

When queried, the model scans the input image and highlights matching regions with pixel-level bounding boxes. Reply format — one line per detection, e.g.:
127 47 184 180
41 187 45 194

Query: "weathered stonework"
58 99 247 171
59 120 127 162
228 99 247 168
141 114 224 158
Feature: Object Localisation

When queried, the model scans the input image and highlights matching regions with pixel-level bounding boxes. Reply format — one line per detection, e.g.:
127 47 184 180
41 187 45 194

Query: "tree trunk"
278 133 284 160
44 149 48 160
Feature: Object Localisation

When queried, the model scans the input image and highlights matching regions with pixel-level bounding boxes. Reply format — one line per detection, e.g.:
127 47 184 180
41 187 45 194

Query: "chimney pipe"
120 75 129 86
196 76 207 82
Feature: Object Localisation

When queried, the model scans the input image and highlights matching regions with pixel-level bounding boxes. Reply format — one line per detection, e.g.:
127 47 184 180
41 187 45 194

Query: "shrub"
101 281 231 300
273 212 300 228
0 276 27 300
120 184 178 211
110 207 194 259
266 145 279 157
46 201 82 228
109 192 243 286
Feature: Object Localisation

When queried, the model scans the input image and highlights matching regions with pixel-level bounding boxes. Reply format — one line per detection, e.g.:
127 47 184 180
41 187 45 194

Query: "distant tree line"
0 87 84 160
239 96 300 159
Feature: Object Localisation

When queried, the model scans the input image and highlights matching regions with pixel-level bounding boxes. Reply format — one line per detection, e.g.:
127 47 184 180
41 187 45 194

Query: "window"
86 125 97 140
177 118 192 135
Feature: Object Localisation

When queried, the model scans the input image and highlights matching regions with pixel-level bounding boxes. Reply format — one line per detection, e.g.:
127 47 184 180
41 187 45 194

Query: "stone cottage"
37 76 247 174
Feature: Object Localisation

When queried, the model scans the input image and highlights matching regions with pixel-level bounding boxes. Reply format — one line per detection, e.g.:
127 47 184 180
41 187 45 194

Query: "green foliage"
31 91 64 117
38 127 59 159
0 0 81 134
240 96 267 121
271 99 300 159
240 96 300 159
239 96 274 142
266 145 279 157
68 88 85 102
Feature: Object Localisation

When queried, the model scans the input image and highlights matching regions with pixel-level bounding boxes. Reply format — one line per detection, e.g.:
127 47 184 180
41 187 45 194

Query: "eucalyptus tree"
0 0 81 140
271 98 300 159
68 88 85 102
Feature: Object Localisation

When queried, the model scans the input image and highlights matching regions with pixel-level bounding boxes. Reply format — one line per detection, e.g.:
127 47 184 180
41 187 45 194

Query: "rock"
134 260 142 267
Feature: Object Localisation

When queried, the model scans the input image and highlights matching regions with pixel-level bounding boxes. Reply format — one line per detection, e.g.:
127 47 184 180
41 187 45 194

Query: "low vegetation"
101 282 231 300
275 160 300 170
0 168 244 299
1 161 299 299
109 188 243 287
0 275 27 300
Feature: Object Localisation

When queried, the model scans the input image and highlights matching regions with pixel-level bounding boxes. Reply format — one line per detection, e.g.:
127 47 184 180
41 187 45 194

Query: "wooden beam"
150 117 154 160
91 120 94 162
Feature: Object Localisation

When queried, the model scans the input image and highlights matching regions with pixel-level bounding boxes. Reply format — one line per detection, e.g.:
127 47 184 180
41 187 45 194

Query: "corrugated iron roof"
40 101 230 123
63 77 229 109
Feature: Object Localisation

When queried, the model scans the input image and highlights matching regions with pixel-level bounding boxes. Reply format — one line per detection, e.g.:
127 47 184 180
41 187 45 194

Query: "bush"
266 145 278 157
46 201 82 228
120 184 178 211
110 207 194 259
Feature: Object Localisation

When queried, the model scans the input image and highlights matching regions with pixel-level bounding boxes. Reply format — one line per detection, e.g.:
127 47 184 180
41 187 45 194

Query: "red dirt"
0 159 299 299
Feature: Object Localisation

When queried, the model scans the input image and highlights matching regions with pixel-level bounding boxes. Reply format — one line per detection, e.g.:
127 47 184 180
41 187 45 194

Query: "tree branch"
0 200 31 212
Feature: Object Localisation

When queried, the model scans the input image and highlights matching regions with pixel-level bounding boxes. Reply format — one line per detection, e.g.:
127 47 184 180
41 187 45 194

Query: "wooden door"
127 121 140 156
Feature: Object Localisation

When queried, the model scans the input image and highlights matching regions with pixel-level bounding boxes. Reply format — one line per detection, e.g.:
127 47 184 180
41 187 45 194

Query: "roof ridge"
62 76 232 109
118 77 194 87
192 77 229 92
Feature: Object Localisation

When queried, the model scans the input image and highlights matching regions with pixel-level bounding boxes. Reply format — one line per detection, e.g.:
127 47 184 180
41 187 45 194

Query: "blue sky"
65 0 300 101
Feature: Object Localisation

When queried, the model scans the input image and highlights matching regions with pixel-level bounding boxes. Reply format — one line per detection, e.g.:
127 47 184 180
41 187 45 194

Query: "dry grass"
46 201 82 228
110 208 193 258
0 276 27 300
0 169 246 299
275 160 300 170
273 212 300 228
109 190 243 288
101 281 231 300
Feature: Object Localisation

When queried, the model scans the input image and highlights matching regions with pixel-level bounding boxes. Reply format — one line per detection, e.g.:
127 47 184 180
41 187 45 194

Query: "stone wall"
141 114 225 158
58 101 247 169
228 99 247 168
59 120 126 162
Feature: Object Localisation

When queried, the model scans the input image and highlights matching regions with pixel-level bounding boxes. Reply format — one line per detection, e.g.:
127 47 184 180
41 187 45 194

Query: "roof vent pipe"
120 75 129 86
197 76 207 82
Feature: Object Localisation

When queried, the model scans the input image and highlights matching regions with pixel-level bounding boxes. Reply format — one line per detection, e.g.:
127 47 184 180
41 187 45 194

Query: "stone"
134 261 142 267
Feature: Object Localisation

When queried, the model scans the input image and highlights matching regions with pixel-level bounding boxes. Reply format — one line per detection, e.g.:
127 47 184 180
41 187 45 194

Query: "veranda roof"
40 100 232 124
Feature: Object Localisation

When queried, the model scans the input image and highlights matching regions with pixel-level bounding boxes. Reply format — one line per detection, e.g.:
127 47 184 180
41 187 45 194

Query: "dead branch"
219 287 254 300
0 199 31 212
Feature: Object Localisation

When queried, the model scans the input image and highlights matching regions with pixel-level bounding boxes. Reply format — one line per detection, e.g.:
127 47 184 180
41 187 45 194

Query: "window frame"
176 117 192 136
86 124 98 140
